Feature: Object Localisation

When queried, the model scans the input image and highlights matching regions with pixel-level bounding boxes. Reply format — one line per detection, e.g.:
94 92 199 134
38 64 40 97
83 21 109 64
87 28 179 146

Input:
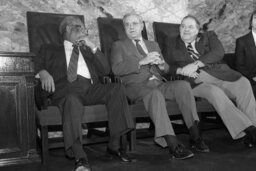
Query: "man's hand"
76 37 97 53
38 70 55 93
253 77 256 82
181 63 198 76
158 61 166 70
139 52 163 66
176 63 199 78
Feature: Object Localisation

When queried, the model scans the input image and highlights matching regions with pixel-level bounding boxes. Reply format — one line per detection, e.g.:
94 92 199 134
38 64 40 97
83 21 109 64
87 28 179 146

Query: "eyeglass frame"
69 24 89 35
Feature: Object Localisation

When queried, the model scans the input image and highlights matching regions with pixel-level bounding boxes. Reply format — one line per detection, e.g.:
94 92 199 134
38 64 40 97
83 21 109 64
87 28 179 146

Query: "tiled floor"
1 128 256 171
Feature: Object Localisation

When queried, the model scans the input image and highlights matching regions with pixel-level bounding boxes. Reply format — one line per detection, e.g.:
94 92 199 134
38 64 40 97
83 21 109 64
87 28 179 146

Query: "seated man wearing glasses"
35 16 135 171
111 13 209 160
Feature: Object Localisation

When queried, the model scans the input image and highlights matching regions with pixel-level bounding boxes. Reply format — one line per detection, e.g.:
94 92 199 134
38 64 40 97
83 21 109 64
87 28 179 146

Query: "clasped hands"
139 51 165 69
177 62 199 78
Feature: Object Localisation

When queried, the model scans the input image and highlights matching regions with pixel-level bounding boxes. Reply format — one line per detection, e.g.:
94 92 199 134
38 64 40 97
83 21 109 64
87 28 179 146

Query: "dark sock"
71 139 87 160
164 135 180 151
244 125 255 134
244 125 256 141
189 121 201 141
108 136 120 151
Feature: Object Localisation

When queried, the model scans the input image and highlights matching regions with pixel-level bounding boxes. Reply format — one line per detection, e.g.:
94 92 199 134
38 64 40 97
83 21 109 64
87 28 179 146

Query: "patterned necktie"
135 39 147 58
187 43 200 61
67 45 79 82
135 39 166 82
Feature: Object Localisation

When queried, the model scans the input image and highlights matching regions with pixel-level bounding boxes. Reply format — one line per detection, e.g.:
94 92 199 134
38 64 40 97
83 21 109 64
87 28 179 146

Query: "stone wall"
0 0 254 53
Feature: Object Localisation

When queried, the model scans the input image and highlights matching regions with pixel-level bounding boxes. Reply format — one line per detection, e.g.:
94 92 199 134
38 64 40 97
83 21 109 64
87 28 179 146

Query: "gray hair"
59 16 82 36
122 13 143 25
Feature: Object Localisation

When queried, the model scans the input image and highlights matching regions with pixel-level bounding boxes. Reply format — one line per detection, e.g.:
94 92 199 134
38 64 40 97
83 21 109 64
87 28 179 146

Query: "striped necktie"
67 44 79 82
187 43 200 61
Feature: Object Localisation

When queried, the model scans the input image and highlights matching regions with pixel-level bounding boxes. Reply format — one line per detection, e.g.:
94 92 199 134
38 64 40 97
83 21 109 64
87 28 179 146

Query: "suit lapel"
124 38 144 59
246 32 256 58
176 36 194 62
195 37 205 55
144 39 152 52
59 45 68 75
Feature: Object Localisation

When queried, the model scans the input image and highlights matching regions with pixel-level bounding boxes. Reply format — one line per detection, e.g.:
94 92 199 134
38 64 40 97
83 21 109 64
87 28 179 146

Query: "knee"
146 89 164 99
64 93 80 104
205 86 227 102
240 76 251 88
173 80 192 93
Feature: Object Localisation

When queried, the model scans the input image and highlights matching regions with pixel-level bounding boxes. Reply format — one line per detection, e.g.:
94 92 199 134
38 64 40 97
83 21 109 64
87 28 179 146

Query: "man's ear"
66 25 71 34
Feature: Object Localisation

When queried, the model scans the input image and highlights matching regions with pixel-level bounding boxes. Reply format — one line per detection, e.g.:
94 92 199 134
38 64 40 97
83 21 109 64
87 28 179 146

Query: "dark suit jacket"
235 32 256 81
165 31 241 86
34 44 110 109
111 38 168 100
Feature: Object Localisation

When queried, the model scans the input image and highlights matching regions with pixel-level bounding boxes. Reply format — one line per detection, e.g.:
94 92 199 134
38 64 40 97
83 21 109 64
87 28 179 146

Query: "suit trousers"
51 76 134 151
193 70 256 139
125 79 199 147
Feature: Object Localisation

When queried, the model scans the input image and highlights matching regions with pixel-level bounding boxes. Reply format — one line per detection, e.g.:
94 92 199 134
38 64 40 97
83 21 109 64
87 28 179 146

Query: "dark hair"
181 15 201 30
249 10 256 30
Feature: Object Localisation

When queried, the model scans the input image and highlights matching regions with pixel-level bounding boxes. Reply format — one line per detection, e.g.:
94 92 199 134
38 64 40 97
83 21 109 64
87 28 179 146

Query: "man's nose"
80 28 88 36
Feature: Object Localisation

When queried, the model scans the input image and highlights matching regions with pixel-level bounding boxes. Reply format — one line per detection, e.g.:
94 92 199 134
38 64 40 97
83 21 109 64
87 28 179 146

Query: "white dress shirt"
252 30 256 47
64 40 91 79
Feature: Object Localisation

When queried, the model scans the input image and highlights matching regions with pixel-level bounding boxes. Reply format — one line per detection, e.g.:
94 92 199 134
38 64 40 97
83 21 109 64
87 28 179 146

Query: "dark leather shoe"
169 144 194 160
244 126 256 148
244 134 254 148
106 148 136 162
190 138 210 152
74 158 91 171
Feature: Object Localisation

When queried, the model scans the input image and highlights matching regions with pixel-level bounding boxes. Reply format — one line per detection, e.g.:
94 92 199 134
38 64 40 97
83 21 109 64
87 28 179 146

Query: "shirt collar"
132 37 143 43
64 40 75 50
185 40 196 48
252 30 256 40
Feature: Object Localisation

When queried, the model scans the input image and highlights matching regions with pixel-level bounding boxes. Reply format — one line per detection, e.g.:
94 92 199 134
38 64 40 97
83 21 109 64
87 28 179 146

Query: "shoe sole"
191 145 210 153
172 153 194 160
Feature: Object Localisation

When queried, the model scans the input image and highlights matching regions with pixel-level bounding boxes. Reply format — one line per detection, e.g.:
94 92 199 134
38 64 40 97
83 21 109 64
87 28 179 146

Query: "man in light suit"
35 16 135 171
165 15 256 148
235 10 256 95
111 13 209 160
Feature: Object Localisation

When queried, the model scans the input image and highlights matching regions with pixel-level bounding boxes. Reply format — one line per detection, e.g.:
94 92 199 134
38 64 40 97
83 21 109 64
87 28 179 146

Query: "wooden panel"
0 52 39 166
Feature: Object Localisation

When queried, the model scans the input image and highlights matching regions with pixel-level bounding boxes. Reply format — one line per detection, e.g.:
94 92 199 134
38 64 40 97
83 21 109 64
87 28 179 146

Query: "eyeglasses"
124 22 140 28
69 24 88 35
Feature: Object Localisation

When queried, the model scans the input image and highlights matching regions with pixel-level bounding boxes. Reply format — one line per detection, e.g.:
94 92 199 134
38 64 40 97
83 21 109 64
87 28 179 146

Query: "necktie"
135 39 166 82
135 39 147 58
187 43 200 61
67 45 79 82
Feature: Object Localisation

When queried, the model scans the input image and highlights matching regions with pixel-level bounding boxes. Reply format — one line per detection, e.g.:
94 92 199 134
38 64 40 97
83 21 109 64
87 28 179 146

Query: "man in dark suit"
35 16 135 171
165 15 256 148
111 13 209 160
235 10 256 95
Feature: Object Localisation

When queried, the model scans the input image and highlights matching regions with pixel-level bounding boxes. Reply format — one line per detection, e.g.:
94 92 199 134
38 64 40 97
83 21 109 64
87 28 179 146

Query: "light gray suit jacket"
110 38 168 100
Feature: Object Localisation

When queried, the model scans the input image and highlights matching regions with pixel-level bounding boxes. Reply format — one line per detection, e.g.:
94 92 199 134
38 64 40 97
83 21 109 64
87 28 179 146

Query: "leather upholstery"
27 11 84 55
152 22 179 60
